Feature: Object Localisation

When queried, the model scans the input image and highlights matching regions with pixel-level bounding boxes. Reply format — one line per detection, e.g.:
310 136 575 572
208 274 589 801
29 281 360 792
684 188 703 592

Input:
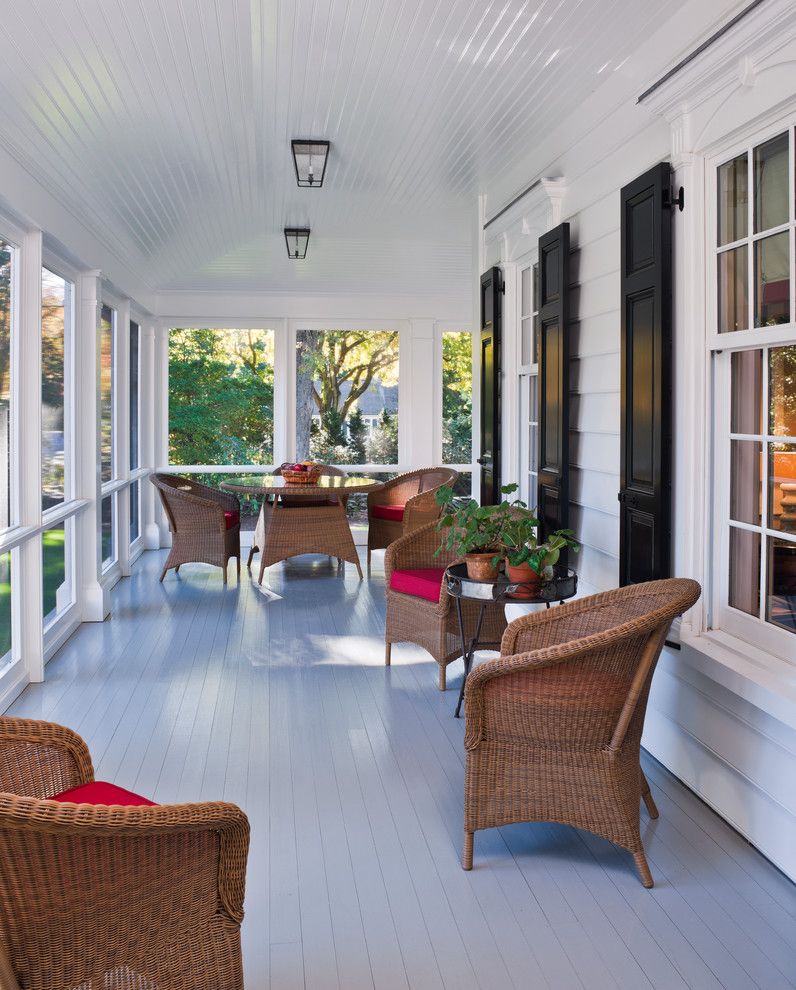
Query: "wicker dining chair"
151 472 241 583
384 520 507 690
367 467 459 566
0 716 249 990
461 578 701 886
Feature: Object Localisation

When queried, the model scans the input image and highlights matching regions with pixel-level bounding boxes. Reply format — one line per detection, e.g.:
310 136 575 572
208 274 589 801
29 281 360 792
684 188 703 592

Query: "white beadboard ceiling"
0 0 689 301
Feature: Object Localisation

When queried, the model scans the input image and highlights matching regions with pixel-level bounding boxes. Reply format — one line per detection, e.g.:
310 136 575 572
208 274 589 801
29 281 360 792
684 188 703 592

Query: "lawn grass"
0 528 66 659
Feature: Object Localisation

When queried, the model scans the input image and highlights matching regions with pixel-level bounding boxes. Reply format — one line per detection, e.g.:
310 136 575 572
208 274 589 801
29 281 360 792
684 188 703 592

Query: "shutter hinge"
664 185 685 212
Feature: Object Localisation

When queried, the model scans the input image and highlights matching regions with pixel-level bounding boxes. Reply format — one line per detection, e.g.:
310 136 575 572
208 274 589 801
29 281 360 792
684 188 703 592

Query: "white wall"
480 0 796 879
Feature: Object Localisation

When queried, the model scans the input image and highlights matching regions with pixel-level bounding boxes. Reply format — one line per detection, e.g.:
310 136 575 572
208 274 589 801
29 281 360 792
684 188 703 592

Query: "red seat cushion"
372 503 405 522
49 781 157 807
389 568 446 603
224 509 240 530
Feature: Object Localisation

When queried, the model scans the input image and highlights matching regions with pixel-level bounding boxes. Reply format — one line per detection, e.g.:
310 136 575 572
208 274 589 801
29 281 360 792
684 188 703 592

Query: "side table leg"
454 601 486 719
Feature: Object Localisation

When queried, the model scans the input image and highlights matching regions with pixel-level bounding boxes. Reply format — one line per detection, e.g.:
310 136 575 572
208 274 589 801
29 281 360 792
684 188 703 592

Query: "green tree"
442 331 472 464
347 408 367 462
367 409 398 464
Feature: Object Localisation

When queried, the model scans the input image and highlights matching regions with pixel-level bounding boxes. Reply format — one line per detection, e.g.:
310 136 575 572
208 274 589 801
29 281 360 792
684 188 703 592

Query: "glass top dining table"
220 474 381 497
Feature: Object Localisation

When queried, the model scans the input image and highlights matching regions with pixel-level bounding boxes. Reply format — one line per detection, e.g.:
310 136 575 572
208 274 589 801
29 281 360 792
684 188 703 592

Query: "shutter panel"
619 162 673 585
478 267 502 505
537 223 571 542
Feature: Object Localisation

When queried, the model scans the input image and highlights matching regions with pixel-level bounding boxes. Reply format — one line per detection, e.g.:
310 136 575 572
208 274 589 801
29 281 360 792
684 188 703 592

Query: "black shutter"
619 162 673 585
537 223 570 542
478 267 502 505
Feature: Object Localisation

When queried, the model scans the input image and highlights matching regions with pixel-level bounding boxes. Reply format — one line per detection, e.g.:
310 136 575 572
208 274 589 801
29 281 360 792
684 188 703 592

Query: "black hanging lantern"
284 227 310 259
291 140 330 187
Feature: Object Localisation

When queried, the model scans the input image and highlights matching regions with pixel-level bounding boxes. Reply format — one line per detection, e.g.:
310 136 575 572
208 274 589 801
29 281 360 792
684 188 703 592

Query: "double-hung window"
710 122 796 660
100 304 117 569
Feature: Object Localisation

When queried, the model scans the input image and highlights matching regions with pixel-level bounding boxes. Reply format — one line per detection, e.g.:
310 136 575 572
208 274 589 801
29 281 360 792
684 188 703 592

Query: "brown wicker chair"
384 520 507 690
0 716 249 990
462 578 701 886
152 472 241 584
367 467 459 566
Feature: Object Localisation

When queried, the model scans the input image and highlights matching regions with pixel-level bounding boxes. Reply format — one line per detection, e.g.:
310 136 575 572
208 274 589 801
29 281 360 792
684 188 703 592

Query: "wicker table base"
248 498 364 583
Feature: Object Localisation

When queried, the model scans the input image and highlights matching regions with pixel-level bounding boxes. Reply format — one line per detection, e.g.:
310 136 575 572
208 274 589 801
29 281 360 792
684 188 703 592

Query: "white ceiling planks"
0 0 690 300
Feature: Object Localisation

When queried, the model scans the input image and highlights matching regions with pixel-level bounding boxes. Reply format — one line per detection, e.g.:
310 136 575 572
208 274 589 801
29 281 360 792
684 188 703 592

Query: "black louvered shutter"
619 162 673 585
537 223 570 542
478 267 502 505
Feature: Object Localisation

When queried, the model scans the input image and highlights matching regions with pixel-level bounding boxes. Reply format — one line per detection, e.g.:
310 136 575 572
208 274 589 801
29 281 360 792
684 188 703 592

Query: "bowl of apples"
280 461 323 485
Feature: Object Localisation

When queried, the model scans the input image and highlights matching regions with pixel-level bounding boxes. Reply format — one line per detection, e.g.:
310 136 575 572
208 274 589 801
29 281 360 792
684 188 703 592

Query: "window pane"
101 494 115 567
42 268 69 510
728 526 761 617
129 321 139 471
100 306 114 482
0 551 10 661
43 523 72 625
718 246 748 333
520 317 532 366
770 444 796 535
718 153 748 246
169 328 275 466
295 329 399 464
731 349 762 434
442 331 472 464
754 132 789 234
521 266 531 317
755 232 790 327
767 537 796 633
730 440 762 525
0 242 13 530
769 345 796 437
130 480 140 544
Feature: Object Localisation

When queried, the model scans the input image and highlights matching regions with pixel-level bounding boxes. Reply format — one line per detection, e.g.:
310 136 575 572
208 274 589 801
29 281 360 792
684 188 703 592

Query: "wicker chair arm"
0 717 94 797
163 488 233 534
0 796 250 923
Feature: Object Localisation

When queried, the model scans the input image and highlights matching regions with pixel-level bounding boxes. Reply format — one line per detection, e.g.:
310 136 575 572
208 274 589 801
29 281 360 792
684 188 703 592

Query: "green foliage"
367 409 398 464
442 332 472 464
347 408 367 462
435 482 581 578
168 328 274 467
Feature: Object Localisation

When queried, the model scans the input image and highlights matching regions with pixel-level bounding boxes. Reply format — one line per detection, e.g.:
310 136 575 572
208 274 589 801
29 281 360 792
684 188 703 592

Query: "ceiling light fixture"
291 139 330 187
284 227 310 259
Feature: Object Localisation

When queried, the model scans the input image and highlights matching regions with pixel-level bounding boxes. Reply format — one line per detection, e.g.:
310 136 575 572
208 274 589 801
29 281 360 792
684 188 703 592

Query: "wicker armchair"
367 467 459 566
152 473 241 583
0 716 249 990
462 578 701 886
384 520 507 690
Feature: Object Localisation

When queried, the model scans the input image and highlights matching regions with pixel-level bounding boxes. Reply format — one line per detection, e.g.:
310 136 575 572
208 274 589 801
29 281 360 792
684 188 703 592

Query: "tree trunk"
295 329 316 460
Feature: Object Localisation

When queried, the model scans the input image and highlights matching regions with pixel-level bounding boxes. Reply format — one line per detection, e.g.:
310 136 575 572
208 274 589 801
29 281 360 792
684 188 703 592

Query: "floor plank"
8 548 795 990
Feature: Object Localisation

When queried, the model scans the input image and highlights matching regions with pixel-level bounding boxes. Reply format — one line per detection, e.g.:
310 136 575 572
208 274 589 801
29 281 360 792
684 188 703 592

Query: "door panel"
537 224 570 542
619 162 672 585
479 267 502 505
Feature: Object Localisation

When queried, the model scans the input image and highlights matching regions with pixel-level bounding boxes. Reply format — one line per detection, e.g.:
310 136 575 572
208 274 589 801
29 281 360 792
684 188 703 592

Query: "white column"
141 320 161 549
17 228 44 682
405 320 435 469
75 270 107 621
274 318 291 464
153 322 170 545
116 298 132 576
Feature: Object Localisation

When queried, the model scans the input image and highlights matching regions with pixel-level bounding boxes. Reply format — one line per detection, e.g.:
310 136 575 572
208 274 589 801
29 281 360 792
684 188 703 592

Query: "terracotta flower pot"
505 559 543 599
464 552 500 582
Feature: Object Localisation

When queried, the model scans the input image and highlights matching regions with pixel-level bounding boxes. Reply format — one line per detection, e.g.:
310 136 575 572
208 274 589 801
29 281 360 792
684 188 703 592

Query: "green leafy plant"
434 485 505 559
435 482 580 580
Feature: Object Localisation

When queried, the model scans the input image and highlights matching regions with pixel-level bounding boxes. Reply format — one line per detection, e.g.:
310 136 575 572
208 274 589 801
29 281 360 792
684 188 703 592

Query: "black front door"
619 162 673 585
478 267 502 505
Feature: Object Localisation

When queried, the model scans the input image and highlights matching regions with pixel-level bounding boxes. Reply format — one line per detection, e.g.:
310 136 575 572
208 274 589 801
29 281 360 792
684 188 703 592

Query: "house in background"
0 0 794 987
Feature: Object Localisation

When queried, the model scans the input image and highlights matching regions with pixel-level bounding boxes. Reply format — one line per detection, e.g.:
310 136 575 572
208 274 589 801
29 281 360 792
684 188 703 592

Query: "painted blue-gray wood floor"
9 549 796 990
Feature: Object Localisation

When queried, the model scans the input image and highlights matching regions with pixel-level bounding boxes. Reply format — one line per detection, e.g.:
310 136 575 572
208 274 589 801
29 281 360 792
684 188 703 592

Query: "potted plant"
497 484 580 598
434 485 505 580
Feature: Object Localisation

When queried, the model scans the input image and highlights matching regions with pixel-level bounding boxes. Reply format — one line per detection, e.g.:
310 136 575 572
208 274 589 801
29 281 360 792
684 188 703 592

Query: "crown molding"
640 0 796 121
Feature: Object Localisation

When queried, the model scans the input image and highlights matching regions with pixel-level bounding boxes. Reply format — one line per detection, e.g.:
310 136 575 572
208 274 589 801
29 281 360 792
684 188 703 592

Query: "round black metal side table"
444 563 578 718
